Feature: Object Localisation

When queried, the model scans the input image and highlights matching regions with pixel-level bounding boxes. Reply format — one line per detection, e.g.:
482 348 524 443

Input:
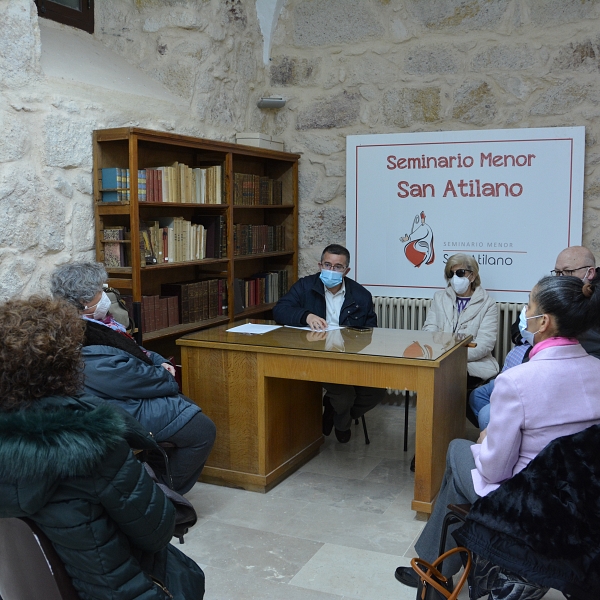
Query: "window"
35 0 94 34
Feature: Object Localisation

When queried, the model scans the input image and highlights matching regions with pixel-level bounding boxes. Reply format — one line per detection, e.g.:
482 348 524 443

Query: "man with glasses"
553 245 600 358
273 244 384 443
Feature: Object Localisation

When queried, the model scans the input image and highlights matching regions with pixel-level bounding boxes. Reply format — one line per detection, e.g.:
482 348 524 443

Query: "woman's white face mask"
450 274 470 295
85 291 111 321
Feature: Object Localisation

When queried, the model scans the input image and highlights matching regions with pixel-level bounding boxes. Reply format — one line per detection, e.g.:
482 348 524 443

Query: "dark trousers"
414 439 480 577
151 411 216 495
323 383 385 431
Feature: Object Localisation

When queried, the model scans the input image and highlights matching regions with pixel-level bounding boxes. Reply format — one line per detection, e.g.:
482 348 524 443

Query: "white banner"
346 127 585 302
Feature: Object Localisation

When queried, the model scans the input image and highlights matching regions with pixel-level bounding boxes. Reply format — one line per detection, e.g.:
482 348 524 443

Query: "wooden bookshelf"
93 127 299 359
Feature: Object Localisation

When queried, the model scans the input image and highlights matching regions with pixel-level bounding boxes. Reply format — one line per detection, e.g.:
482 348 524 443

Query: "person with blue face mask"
469 245 600 434
273 244 384 443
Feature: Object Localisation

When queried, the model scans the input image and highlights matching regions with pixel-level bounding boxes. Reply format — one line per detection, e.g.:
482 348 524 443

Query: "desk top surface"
178 320 470 362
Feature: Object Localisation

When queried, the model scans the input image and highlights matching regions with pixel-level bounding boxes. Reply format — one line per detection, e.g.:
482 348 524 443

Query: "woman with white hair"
422 252 499 387
50 261 216 496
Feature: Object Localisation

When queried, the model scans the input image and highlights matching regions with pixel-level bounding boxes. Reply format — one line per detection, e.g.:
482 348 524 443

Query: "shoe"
335 427 351 443
410 455 415 472
395 566 419 588
322 395 334 436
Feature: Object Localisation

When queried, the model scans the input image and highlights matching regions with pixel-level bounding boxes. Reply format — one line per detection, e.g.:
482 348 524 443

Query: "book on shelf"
138 169 147 202
233 173 283 205
102 226 128 267
161 278 226 324
139 163 222 204
147 218 209 264
139 224 157 265
140 294 179 333
195 215 226 259
233 224 285 256
233 270 289 314
101 167 148 203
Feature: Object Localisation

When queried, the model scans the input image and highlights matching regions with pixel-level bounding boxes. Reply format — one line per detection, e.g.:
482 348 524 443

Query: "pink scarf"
529 336 578 359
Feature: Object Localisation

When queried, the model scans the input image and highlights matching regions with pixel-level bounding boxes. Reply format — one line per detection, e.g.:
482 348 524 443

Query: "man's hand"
161 363 176 376
477 428 487 444
306 314 328 331
306 330 327 342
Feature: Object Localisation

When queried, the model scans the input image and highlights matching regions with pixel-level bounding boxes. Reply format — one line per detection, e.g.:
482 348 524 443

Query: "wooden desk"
177 323 470 516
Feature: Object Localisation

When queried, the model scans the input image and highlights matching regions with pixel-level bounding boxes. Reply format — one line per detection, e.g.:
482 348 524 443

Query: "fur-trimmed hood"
0 397 126 482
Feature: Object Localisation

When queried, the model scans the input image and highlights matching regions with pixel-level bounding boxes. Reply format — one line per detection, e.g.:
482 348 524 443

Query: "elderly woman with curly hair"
0 296 205 599
50 262 215 496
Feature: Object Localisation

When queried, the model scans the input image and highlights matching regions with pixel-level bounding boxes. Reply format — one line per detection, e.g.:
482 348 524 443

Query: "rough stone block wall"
269 0 600 270
0 0 267 300
2 0 600 297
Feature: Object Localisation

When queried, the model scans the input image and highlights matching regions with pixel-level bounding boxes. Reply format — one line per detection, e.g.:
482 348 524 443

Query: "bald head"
554 246 596 281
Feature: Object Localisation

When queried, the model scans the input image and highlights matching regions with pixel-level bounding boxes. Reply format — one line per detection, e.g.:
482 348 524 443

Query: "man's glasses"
550 266 592 277
452 269 472 278
320 262 347 272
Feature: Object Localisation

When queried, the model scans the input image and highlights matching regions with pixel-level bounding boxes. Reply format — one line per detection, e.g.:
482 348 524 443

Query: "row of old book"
101 164 222 204
123 272 288 332
233 224 286 256
139 295 180 333
144 215 226 264
233 173 283 205
233 270 289 314
160 279 228 325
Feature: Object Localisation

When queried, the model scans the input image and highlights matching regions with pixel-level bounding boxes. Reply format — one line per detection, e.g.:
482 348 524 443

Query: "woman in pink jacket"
396 274 600 588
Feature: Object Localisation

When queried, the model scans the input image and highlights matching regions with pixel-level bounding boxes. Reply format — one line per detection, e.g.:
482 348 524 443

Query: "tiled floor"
179 397 564 600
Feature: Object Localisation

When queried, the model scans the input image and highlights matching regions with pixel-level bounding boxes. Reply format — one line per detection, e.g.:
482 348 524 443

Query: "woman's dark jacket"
454 424 600 599
82 320 199 440
0 395 205 600
273 273 378 327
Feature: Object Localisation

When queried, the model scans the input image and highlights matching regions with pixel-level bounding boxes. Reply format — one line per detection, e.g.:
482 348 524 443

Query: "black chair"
0 517 80 600
355 390 412 449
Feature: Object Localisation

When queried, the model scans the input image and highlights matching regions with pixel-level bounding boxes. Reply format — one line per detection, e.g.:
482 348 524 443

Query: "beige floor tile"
289 543 416 600
270 471 402 514
299 448 384 480
272 501 425 556
181 520 323 584
202 565 345 600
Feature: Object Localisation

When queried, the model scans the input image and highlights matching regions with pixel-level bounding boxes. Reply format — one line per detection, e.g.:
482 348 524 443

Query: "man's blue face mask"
320 269 344 288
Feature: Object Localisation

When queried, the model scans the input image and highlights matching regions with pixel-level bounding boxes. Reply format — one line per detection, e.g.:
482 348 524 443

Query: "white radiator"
373 296 525 369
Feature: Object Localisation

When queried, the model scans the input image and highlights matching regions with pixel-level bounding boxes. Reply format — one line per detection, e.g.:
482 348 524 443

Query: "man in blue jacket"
273 244 385 443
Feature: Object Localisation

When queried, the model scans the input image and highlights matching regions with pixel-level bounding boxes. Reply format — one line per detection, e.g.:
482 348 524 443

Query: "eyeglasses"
320 262 347 272
551 266 592 277
451 269 472 278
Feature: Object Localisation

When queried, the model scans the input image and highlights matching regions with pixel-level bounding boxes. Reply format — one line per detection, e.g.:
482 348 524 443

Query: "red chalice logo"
400 211 435 268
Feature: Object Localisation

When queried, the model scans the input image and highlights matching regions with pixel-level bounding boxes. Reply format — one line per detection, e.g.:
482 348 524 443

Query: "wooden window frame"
35 0 94 34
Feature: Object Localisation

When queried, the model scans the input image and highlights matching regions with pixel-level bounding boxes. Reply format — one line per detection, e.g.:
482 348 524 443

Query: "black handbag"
142 459 197 544
411 547 471 600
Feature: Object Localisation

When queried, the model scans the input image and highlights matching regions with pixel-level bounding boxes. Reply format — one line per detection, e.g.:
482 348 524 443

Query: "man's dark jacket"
453 424 600 599
273 273 377 327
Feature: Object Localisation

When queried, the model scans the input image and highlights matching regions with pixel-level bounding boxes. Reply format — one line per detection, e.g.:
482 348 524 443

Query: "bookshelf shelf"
141 316 230 342
234 302 277 319
93 127 299 359
233 205 293 210
233 251 295 261
140 258 229 270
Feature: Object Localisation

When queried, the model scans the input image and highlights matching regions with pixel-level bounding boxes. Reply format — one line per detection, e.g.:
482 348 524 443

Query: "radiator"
373 296 525 369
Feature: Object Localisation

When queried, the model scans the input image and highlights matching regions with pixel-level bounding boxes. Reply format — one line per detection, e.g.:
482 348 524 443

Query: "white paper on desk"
284 325 345 331
226 324 282 334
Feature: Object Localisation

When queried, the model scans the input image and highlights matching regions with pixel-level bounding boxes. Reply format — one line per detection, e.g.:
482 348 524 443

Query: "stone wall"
269 0 600 272
0 0 268 300
3 0 600 298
